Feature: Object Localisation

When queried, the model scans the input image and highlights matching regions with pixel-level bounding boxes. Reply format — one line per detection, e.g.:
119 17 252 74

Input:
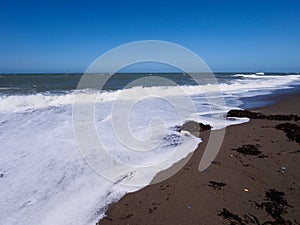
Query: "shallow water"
0 73 299 224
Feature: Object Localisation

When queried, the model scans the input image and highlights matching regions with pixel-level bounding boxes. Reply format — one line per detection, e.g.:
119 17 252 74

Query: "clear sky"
1 0 300 73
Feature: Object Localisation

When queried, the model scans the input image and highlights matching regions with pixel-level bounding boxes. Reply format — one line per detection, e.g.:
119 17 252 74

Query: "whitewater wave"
0 74 299 113
0 74 299 225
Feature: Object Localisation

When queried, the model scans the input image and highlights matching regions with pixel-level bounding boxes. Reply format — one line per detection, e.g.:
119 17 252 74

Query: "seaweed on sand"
227 110 300 121
218 208 260 225
232 144 267 158
218 189 293 225
252 189 292 224
275 123 300 144
208 181 227 190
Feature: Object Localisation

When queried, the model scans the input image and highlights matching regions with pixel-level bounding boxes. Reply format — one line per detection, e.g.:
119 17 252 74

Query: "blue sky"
0 0 300 73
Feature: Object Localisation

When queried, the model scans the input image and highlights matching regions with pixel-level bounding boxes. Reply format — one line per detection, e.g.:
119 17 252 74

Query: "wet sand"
97 93 300 225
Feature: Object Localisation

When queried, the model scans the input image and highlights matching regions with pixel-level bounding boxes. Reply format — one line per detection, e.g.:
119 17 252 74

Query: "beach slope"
98 93 300 225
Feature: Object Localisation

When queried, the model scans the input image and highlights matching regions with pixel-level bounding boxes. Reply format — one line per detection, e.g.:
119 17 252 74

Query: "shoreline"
97 92 300 225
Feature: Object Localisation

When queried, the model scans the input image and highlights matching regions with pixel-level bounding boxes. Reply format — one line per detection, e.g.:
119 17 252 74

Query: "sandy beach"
1 1 300 224
97 92 300 225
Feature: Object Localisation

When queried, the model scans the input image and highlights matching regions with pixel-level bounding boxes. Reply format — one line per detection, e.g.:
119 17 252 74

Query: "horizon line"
1 71 300 75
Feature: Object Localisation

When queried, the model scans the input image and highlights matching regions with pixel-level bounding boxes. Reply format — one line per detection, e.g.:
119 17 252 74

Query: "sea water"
0 73 299 225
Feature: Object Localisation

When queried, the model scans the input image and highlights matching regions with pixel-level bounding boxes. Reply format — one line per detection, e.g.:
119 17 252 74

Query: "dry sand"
97 93 300 225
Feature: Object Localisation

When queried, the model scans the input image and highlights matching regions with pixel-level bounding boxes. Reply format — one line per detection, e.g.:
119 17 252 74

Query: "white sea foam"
0 74 299 113
0 74 299 225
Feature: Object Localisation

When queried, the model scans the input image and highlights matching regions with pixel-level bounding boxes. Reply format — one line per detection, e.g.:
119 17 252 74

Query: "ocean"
0 73 300 225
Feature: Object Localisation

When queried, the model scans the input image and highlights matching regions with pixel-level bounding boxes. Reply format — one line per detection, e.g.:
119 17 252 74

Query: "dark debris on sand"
232 144 267 158
275 123 300 144
227 110 300 121
219 189 294 225
209 181 227 190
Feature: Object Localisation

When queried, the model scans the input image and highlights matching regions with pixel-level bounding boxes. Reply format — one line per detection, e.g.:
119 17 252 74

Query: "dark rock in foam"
180 121 211 137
